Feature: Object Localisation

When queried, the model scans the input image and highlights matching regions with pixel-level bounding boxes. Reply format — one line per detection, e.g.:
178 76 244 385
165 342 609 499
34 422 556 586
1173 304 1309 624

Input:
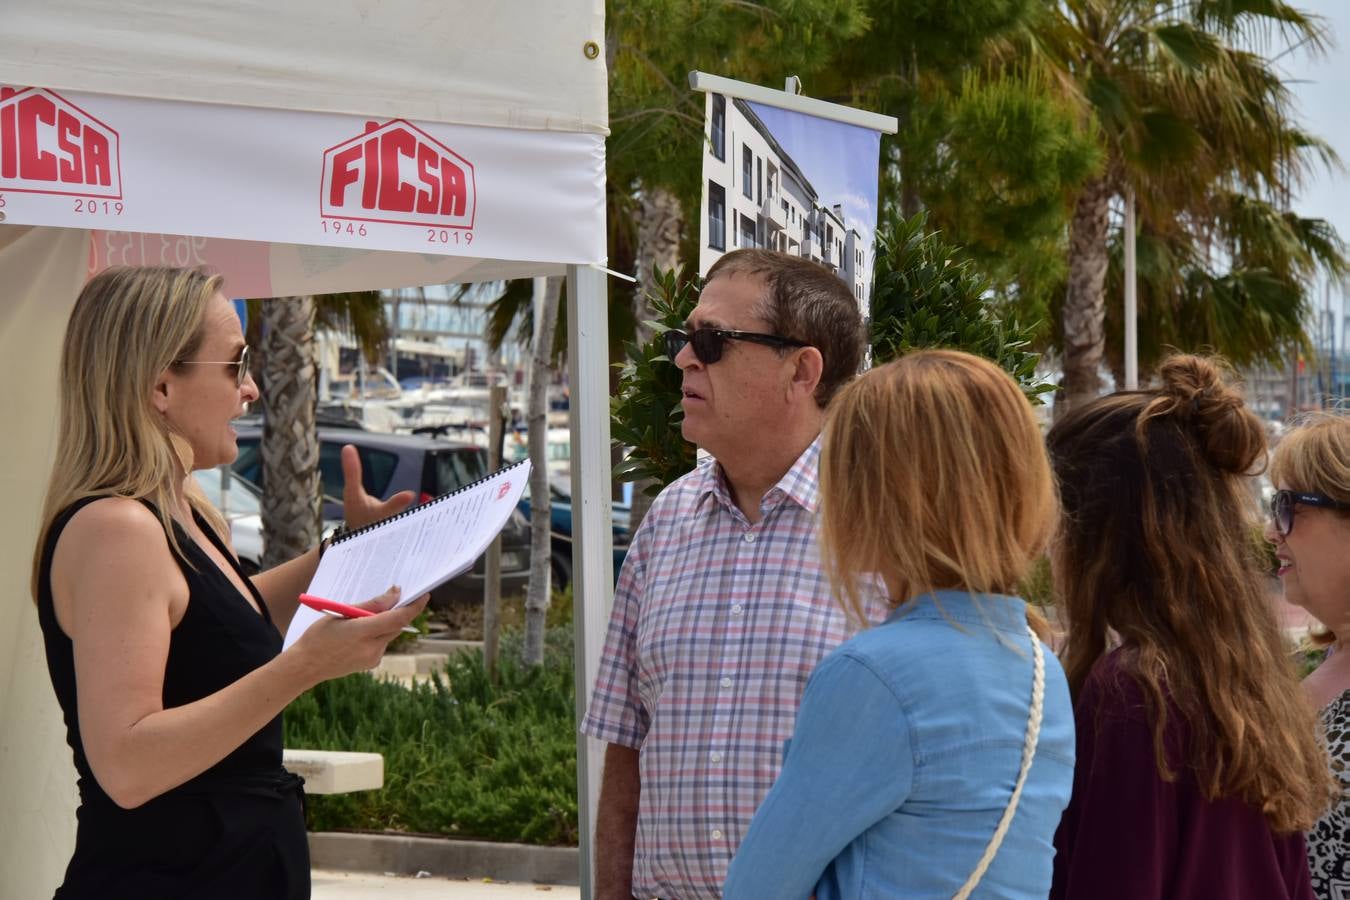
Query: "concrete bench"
282 749 383 795
373 651 451 678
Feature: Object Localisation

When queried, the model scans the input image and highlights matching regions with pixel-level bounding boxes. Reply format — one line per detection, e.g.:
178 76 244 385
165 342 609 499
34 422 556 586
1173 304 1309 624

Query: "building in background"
701 96 872 308
1243 283 1348 423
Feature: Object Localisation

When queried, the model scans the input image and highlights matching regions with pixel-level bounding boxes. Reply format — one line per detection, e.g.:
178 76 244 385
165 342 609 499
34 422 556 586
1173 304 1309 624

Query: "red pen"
298 593 419 633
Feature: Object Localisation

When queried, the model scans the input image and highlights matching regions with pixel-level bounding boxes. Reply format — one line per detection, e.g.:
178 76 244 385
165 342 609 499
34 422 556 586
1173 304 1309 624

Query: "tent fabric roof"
0 0 608 135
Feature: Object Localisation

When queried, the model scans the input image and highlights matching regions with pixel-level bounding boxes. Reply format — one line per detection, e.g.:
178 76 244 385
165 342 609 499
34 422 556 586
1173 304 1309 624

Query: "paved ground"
312 870 579 898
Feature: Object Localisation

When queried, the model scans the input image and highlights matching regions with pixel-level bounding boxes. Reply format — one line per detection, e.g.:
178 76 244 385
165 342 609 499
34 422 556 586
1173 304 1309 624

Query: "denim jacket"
724 590 1075 899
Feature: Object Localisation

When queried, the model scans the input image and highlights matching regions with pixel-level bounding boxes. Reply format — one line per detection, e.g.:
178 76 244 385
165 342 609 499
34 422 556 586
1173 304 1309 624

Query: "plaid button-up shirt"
582 439 873 900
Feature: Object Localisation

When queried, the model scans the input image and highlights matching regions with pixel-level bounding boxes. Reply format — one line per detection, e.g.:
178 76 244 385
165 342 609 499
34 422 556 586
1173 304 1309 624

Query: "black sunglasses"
663 327 807 365
1270 488 1350 537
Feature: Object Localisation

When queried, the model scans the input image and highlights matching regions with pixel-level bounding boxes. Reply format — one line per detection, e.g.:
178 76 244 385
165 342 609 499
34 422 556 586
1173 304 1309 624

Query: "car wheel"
550 549 572 591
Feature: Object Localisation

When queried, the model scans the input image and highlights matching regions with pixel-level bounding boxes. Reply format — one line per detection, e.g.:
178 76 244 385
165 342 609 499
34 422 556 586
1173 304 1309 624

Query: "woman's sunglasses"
177 345 252 388
663 327 807 365
1269 488 1350 537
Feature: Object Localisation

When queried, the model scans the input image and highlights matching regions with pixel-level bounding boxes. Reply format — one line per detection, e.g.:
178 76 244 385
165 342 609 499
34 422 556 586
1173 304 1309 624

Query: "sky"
1279 0 1349 351
746 100 882 254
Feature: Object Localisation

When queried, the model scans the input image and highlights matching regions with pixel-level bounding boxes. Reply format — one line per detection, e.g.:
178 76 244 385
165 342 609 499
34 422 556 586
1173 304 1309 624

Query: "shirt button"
731 604 743 616
743 532 756 543
719 676 733 689
711 829 724 841
710 751 724 763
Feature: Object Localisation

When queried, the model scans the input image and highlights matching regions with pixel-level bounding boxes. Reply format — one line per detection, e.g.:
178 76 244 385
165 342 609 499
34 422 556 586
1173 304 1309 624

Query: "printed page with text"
283 459 531 649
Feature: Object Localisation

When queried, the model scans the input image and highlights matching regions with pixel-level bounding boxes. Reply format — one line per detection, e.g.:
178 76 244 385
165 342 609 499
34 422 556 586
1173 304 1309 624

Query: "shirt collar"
885 589 1029 633
695 436 822 516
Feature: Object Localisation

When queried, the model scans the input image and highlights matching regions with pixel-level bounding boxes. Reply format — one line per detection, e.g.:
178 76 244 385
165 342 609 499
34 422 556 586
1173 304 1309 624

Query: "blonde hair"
1048 354 1333 832
31 266 230 600
1270 409 1350 646
819 350 1056 636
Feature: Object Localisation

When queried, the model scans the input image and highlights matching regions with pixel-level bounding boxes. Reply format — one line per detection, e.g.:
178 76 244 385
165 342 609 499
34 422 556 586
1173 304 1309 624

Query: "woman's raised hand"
340 444 415 531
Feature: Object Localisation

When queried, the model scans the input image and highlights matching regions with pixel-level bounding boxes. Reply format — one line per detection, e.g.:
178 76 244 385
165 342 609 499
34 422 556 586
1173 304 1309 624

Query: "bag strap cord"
952 622 1046 900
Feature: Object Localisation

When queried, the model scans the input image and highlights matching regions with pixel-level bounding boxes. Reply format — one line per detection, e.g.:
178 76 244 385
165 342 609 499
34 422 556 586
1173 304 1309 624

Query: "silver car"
192 466 268 574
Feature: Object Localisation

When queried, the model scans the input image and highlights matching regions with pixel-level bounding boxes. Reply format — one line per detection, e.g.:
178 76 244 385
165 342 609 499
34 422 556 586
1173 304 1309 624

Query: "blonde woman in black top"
32 267 427 898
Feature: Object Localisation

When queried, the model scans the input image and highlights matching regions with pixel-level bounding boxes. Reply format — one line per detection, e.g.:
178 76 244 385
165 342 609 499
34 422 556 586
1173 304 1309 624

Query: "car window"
428 447 488 495
232 439 262 487
192 468 262 516
317 442 399 500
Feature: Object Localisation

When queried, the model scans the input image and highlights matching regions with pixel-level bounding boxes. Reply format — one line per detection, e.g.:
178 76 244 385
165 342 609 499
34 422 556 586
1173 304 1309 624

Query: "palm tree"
257 297 320 568
1028 0 1341 410
522 277 563 667
251 291 388 567
1102 191 1345 379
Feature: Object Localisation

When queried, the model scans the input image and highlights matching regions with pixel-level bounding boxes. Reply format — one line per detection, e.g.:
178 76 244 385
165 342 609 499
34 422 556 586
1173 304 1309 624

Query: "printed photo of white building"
699 94 874 313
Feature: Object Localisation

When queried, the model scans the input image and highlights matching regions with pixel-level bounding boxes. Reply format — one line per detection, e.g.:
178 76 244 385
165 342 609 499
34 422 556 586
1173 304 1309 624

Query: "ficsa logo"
496 482 512 501
0 87 122 199
320 119 475 229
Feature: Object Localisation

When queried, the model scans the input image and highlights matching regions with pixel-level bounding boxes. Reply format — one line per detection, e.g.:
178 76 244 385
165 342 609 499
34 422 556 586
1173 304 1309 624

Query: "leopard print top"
1310 689 1350 900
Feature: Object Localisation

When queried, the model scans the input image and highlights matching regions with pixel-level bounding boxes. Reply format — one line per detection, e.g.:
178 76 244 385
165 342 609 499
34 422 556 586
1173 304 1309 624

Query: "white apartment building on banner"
701 94 872 313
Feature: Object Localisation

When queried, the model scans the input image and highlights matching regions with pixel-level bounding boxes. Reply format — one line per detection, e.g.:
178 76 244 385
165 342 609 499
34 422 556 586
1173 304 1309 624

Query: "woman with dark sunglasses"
1047 355 1332 900
1266 410 1350 900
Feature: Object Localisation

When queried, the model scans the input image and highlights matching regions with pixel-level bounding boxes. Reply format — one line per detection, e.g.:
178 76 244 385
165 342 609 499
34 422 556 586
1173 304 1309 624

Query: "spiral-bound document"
283 459 532 650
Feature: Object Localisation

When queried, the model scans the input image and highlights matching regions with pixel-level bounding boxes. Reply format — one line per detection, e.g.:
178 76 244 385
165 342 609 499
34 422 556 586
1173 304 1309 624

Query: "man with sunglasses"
582 249 882 900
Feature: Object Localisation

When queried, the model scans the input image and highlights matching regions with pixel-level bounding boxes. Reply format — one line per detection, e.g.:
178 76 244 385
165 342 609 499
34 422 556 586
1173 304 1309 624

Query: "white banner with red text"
0 86 606 273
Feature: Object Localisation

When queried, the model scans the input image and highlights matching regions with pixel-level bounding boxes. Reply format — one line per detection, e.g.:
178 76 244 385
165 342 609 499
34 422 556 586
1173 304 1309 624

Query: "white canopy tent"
0 3 614 896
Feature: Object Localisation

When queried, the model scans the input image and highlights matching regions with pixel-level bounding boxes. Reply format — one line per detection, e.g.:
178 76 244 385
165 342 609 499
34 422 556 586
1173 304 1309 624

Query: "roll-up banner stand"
691 72 896 323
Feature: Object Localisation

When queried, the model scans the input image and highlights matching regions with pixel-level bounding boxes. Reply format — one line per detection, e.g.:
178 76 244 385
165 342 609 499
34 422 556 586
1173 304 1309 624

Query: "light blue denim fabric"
724 590 1075 899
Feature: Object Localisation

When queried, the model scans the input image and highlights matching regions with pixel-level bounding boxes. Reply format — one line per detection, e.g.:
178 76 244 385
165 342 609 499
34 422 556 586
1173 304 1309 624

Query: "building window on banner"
742 146 753 199
740 213 757 250
708 182 726 251
711 96 726 161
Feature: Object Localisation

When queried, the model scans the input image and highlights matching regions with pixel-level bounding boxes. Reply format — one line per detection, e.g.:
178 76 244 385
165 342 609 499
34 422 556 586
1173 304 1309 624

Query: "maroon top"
1051 649 1313 900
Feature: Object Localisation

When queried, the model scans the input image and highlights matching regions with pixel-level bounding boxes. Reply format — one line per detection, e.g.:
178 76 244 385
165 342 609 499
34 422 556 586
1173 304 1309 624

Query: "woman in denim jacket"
725 350 1075 899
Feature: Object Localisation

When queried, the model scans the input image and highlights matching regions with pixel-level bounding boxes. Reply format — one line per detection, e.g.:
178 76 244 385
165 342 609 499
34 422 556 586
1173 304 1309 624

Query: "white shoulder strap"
952 622 1046 900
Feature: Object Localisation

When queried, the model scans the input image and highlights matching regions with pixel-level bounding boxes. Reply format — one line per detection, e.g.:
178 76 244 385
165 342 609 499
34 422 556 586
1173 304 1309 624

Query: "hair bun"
1156 355 1264 474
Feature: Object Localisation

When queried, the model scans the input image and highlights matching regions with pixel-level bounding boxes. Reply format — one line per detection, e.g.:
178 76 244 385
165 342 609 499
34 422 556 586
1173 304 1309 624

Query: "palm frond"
313 291 389 362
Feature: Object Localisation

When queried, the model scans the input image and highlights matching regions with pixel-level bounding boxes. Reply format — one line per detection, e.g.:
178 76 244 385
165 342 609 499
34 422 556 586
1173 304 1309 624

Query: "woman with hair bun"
725 350 1075 899
1266 410 1350 899
1048 355 1332 900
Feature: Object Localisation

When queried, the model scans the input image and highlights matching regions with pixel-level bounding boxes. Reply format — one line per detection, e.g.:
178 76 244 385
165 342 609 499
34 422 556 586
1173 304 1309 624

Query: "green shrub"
610 266 700 494
388 609 430 653
1020 556 1054 609
1250 520 1279 576
1297 646 1328 679
869 212 1049 402
284 625 579 845
431 585 572 640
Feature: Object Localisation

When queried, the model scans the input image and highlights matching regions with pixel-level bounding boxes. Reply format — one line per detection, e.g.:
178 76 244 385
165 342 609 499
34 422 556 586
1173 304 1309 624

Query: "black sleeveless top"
37 497 309 899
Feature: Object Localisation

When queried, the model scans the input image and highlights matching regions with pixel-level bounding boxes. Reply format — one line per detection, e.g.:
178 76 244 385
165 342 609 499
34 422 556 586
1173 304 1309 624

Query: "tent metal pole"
567 262 613 898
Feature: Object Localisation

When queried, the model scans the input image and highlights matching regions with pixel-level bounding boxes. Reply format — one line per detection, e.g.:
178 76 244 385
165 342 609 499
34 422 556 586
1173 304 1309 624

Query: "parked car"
231 427 532 607
192 465 346 577
191 466 267 575
519 478 632 587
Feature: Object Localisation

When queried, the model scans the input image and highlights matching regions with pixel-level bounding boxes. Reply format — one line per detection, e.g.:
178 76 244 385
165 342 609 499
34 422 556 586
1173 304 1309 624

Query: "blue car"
519 480 631 586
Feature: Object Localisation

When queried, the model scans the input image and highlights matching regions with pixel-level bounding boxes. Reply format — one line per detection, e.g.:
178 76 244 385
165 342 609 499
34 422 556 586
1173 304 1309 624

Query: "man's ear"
788 346 824 403
151 370 172 416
